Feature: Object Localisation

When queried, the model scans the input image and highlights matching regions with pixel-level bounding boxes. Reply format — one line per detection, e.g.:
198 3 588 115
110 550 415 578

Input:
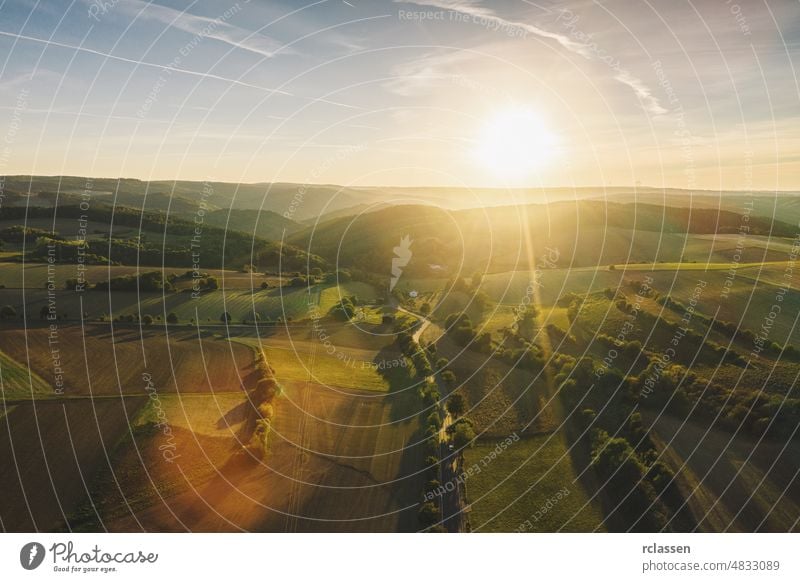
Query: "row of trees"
244 350 280 459
658 294 797 359
417 344 477 531
394 322 447 531
443 313 493 353
555 356 694 531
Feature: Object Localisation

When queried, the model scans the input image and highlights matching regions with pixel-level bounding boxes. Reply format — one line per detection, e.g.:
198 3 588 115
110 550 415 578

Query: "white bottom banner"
1 533 797 581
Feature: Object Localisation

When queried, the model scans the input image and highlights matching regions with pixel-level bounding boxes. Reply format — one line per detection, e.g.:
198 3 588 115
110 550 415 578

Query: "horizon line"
2 174 798 194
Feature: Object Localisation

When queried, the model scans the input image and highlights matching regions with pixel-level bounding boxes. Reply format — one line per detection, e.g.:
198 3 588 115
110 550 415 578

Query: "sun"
473 107 559 182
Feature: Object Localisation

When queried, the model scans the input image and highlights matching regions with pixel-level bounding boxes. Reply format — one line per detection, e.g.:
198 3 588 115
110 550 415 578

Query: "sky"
0 0 798 190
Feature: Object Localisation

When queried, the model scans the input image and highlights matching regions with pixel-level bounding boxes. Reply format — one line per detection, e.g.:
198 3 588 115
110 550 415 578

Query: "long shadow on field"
648 412 800 532
216 400 251 431
393 423 428 532
375 345 425 423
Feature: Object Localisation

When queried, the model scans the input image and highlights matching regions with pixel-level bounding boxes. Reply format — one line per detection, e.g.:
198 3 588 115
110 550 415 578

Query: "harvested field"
646 412 800 532
81 378 426 532
1 324 254 397
0 397 147 531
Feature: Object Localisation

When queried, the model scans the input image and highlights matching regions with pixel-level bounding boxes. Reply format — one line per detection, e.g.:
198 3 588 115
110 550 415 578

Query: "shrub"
446 393 466 417
418 501 440 527
427 411 442 430
450 418 476 448
247 419 272 459
440 370 456 387
252 377 279 404
257 403 275 421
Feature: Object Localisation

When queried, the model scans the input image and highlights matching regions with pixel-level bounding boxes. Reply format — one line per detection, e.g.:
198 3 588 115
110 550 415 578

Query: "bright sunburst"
473 107 559 182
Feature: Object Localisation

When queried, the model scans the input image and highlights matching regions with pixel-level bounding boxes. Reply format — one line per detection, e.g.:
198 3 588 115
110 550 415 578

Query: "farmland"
69 376 426 532
1 182 800 533
0 326 254 397
463 432 605 532
646 413 800 532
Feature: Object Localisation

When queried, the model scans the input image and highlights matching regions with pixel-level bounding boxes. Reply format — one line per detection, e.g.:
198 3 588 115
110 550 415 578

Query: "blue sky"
0 0 798 189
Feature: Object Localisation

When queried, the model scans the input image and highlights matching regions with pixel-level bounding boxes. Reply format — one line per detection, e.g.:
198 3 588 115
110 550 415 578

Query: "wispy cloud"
396 0 667 116
384 51 475 96
614 71 667 116
397 0 593 56
0 29 366 111
111 0 289 59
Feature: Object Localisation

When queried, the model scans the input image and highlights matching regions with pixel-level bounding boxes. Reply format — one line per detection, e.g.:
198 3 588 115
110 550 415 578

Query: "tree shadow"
374 345 425 423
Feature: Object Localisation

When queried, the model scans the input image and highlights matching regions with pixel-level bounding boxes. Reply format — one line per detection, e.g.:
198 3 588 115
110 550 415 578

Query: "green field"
0 281 380 325
473 262 800 346
317 282 380 313
464 432 605 532
234 338 393 392
0 263 277 290
0 349 52 398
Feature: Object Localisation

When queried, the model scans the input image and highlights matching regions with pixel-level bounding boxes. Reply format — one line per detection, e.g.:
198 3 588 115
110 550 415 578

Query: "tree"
418 501 440 527
167 312 179 324
450 418 476 448
623 340 642 359
142 314 154 326
252 377 279 404
0 305 17 320
427 411 442 430
445 312 475 345
517 308 537 339
39 305 49 320
332 297 356 320
440 370 456 388
470 271 483 289
420 302 431 316
446 393 466 417
260 281 269 289
220 311 231 324
590 430 667 530
205 276 219 290
474 331 492 352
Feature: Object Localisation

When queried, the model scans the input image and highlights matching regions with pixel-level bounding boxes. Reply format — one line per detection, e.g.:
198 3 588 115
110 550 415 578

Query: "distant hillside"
0 176 373 221
298 202 394 225
6 175 797 224
0 204 325 272
198 209 304 240
289 201 797 278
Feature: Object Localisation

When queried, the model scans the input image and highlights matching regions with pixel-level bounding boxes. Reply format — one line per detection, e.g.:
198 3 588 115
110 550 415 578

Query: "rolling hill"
287 200 797 277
